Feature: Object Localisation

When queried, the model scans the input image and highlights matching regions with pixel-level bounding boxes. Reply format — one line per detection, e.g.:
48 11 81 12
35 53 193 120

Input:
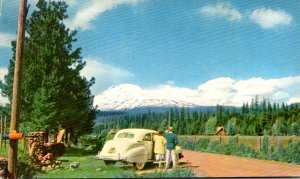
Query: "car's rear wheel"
134 162 146 170
104 160 116 166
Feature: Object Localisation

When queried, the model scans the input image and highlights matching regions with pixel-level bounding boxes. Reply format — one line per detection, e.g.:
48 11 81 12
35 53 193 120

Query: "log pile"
28 132 64 171
0 157 7 178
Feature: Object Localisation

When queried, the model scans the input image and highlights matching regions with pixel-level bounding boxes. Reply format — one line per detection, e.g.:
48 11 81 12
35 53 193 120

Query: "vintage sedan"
97 128 182 170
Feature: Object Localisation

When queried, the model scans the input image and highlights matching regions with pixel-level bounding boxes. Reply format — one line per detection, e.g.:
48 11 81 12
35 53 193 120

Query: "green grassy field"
1 146 195 178
36 155 132 178
0 147 7 158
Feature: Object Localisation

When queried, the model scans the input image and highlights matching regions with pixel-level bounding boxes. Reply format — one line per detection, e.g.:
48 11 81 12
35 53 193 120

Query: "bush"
205 140 221 153
194 139 209 152
234 144 257 158
141 168 196 178
222 137 238 155
258 135 270 159
180 140 195 150
270 146 286 162
277 141 300 164
181 136 299 165
17 150 39 179
79 133 107 153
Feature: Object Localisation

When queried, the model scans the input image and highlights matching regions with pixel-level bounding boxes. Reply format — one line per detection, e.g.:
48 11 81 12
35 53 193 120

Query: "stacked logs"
27 132 64 171
0 157 7 178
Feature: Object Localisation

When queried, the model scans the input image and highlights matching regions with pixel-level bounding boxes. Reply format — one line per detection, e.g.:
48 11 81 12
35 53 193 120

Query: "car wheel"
104 160 116 166
134 162 146 170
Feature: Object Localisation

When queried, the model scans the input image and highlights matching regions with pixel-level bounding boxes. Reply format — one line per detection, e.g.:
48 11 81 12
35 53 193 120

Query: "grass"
0 146 7 158
2 145 196 178
36 147 135 178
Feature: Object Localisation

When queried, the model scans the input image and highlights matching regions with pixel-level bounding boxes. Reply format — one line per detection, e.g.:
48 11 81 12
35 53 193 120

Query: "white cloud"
250 8 292 29
0 33 15 48
95 76 300 108
80 57 134 93
288 96 300 104
166 80 175 86
65 0 79 6
197 76 300 106
66 0 143 30
0 68 9 105
200 3 242 21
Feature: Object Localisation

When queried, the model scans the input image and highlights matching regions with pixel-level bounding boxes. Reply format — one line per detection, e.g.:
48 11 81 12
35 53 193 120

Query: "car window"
117 132 134 139
143 133 152 141
127 133 134 138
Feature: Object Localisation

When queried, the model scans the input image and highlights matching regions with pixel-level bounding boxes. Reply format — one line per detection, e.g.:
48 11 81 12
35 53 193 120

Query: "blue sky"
1 0 300 106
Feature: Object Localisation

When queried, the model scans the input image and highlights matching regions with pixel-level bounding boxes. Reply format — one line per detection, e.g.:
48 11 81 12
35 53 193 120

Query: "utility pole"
8 0 27 178
168 102 171 127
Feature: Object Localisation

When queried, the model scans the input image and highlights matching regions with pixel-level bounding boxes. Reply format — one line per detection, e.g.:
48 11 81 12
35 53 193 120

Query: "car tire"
134 162 146 170
104 160 116 166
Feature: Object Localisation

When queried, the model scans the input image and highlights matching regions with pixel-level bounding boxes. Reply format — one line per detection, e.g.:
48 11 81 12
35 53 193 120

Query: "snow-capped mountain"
94 84 199 111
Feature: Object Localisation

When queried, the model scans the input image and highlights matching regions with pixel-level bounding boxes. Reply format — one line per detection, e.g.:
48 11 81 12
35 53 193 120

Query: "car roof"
114 128 157 140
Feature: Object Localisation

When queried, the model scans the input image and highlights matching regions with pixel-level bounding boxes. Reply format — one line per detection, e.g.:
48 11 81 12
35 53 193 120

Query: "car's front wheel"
134 162 146 170
104 160 116 166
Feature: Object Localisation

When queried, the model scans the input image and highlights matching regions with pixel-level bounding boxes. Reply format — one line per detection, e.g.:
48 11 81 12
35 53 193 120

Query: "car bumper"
96 154 129 162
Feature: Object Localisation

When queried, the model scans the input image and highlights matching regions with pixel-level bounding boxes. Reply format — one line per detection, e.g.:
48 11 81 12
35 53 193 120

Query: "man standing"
164 126 178 170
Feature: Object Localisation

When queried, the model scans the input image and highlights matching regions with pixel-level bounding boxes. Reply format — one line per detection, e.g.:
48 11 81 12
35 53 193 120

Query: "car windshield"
116 132 134 139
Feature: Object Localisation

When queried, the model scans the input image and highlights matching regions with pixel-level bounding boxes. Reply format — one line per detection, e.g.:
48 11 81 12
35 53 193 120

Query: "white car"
97 128 182 170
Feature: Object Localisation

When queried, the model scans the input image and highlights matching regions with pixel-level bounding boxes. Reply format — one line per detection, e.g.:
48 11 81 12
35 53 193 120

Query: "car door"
142 133 154 160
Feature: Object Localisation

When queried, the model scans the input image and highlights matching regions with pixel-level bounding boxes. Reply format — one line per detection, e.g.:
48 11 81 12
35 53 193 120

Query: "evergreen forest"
95 97 300 136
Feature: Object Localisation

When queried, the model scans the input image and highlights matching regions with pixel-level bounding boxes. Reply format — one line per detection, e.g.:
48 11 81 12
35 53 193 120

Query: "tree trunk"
74 133 79 145
69 128 74 146
64 129 68 145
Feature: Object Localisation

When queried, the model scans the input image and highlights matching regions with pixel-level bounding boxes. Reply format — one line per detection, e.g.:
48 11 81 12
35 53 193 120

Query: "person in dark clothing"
164 126 178 170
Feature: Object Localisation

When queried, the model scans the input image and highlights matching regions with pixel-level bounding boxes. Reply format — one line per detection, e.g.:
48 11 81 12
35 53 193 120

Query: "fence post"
259 136 262 150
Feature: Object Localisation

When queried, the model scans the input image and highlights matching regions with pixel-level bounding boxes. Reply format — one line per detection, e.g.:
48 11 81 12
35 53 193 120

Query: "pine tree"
205 117 217 135
0 0 95 138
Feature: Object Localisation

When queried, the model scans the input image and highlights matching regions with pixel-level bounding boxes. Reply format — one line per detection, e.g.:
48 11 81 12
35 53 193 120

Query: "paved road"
179 149 300 177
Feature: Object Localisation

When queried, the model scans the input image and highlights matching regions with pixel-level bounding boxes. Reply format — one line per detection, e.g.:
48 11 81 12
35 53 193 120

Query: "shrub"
141 168 196 178
270 146 286 162
79 133 107 152
234 144 257 158
258 135 270 159
194 139 209 152
17 150 39 179
205 140 221 153
282 141 300 164
222 137 238 155
180 140 195 150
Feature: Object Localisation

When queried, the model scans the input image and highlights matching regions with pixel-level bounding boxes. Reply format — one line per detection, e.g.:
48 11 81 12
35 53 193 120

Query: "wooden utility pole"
8 0 27 178
168 102 171 127
0 115 2 148
4 115 6 148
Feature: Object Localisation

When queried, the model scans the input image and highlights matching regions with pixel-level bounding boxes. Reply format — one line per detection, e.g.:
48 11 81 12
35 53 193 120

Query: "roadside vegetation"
179 136 300 165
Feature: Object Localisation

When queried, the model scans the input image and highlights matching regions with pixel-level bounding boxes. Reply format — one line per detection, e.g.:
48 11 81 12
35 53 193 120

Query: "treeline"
95 97 300 136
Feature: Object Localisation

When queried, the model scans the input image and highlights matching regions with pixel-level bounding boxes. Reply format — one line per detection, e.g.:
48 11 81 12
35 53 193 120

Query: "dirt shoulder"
179 149 300 177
